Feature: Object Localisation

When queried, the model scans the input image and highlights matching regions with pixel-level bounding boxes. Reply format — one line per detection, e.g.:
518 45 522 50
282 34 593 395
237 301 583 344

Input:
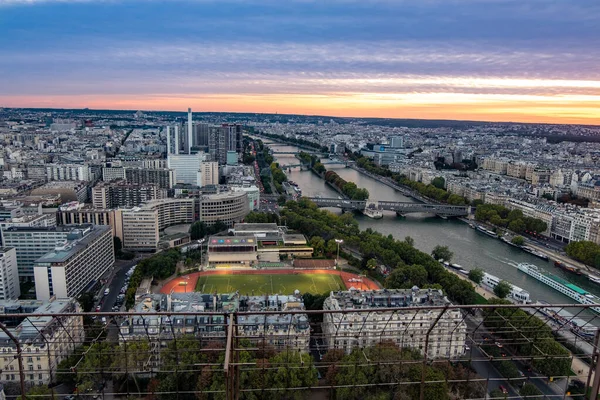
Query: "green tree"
431 245 453 262
493 280 512 298
468 268 484 284
77 292 95 312
366 258 378 270
495 360 519 379
309 236 326 256
113 236 122 252
277 194 287 206
520 383 543 398
189 221 207 240
18 385 55 400
404 236 415 247
432 177 445 189
508 218 526 233
385 265 428 289
489 389 506 399
511 236 525 246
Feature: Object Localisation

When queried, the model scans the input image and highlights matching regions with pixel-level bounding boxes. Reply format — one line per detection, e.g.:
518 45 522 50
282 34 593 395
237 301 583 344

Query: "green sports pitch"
195 273 346 295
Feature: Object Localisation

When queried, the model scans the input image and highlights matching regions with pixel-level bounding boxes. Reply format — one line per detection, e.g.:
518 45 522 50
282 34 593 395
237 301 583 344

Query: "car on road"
495 341 503 348
64 396 75 400
499 385 508 394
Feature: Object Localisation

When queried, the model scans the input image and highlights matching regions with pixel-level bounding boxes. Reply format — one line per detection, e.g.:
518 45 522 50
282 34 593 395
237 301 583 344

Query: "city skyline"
1 0 600 124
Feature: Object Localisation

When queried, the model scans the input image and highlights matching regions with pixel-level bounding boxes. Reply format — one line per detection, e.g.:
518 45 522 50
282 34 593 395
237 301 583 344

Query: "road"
466 316 574 399
98 259 138 312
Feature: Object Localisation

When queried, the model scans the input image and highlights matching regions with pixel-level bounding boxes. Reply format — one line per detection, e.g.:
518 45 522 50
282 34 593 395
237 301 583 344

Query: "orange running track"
160 268 381 294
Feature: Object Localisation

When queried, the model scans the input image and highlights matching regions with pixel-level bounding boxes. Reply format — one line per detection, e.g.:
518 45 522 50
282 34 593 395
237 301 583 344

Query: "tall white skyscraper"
187 108 193 154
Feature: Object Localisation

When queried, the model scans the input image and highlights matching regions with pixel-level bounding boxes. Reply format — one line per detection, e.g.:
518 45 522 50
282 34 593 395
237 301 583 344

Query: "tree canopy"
493 280 512 299
431 245 453 262
468 268 484 284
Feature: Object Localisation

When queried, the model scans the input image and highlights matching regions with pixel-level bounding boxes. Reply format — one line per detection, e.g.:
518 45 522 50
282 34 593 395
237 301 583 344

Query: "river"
266 140 600 310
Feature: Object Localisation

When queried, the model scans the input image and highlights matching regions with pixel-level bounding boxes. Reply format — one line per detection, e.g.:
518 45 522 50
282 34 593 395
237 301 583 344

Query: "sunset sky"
1 0 599 124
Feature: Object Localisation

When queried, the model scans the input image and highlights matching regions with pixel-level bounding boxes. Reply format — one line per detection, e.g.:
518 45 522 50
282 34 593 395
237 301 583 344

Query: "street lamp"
335 239 344 270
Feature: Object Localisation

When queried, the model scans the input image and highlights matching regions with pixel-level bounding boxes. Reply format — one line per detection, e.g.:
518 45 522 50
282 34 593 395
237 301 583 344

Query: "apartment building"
33 225 114 300
200 161 219 187
323 288 467 358
119 292 309 352
92 181 166 209
45 164 90 182
30 181 89 203
506 199 554 236
0 298 84 386
0 248 19 300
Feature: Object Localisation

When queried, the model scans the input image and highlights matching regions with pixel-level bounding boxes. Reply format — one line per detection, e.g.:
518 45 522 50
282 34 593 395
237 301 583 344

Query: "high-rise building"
92 181 166 209
33 225 114 300
187 108 193 154
195 123 210 149
0 247 20 300
124 167 174 189
200 161 219 187
168 153 205 186
0 224 97 281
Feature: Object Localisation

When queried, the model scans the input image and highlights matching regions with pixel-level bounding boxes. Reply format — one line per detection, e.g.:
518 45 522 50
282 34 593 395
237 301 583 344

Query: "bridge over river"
304 197 470 217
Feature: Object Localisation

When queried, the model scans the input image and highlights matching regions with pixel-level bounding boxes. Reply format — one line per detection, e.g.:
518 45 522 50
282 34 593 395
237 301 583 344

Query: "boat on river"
589 275 600 285
517 263 600 314
481 272 530 303
521 246 549 261
554 261 582 275
363 201 383 219
476 225 497 238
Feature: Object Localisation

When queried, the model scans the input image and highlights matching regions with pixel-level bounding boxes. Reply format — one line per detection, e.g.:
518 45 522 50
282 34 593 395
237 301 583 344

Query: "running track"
160 269 381 294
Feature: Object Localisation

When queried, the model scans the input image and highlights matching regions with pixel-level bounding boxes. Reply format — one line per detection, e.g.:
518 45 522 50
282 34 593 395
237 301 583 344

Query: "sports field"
194 273 345 295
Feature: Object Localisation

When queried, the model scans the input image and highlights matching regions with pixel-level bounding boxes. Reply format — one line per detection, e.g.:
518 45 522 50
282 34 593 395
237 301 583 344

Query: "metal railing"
2 303 600 399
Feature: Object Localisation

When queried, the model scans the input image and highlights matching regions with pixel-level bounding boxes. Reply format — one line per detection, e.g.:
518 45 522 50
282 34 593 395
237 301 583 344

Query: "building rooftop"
327 288 450 310
208 235 256 247
233 223 279 233
34 225 110 264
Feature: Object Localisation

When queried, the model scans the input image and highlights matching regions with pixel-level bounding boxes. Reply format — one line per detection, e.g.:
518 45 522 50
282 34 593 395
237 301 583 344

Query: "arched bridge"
304 197 470 217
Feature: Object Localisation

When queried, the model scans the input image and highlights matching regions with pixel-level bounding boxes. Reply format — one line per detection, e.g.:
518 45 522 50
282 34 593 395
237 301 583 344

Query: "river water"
266 141 600 309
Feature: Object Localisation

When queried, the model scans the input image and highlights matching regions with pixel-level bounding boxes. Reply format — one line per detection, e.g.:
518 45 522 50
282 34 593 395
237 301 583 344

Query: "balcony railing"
1 303 600 399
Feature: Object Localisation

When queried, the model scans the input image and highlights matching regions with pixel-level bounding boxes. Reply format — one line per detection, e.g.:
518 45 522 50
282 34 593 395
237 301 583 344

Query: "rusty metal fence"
2 303 600 399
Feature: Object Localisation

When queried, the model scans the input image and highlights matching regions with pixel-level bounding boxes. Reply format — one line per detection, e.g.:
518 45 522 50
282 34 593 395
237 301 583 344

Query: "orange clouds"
1 92 599 124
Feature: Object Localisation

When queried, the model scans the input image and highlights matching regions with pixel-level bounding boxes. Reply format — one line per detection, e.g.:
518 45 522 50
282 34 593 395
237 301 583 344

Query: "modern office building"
119 208 160 251
0 248 19 300
92 181 166 209
230 185 260 211
33 225 114 300
199 191 249 226
1 226 73 280
168 153 208 186
118 198 195 251
200 161 219 187
57 202 118 228
323 288 467 358
120 292 309 352
0 298 84 386
0 214 56 233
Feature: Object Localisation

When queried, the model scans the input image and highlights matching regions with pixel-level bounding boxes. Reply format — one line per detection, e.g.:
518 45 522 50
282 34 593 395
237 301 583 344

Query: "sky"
1 0 600 124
